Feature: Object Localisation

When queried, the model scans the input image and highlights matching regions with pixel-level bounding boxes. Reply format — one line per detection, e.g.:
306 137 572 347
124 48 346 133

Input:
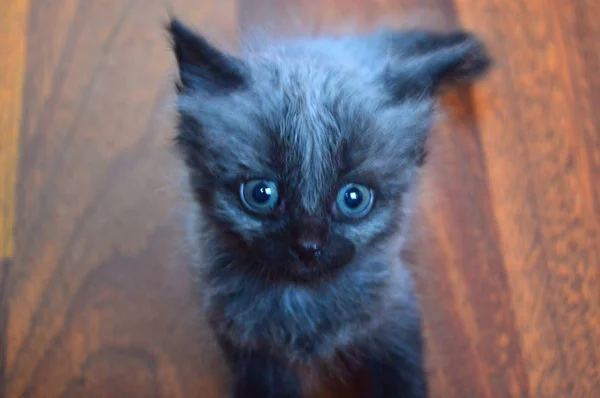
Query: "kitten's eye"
335 183 374 219
240 180 279 213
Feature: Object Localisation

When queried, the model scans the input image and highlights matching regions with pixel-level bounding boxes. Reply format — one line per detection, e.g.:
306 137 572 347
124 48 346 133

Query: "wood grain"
0 0 29 394
453 0 600 395
0 0 28 268
1 0 599 397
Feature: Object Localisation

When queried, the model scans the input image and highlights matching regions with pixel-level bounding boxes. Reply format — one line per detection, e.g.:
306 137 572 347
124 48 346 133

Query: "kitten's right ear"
382 30 491 98
167 19 248 92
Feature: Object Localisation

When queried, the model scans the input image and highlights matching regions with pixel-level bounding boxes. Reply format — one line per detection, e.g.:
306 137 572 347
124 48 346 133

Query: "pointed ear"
167 19 248 92
382 30 491 98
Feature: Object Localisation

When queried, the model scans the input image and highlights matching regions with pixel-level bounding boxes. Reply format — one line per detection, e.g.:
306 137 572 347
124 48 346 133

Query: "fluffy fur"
168 18 490 398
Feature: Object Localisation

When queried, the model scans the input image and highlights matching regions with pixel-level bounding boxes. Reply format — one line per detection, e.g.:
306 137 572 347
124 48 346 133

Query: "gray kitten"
168 18 490 398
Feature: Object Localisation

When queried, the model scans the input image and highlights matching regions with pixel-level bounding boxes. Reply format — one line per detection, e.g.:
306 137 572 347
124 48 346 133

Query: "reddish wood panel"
1 0 599 397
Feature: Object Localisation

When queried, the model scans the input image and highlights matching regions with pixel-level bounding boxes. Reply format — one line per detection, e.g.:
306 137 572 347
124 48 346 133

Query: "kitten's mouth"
289 264 323 282
286 259 343 283
293 263 319 275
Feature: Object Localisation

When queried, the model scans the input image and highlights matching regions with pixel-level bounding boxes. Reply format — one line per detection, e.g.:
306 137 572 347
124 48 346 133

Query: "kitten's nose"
292 240 323 265
291 218 327 265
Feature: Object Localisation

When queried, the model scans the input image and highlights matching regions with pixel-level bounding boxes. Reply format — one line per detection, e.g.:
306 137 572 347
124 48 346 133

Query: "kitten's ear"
383 30 491 98
167 19 248 92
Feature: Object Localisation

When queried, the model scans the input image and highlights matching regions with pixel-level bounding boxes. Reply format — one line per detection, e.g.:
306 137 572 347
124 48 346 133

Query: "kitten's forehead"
250 60 377 213
243 59 431 213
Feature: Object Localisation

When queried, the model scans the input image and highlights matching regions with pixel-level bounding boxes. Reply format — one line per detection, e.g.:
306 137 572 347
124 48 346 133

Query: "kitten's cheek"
322 238 356 270
331 250 355 270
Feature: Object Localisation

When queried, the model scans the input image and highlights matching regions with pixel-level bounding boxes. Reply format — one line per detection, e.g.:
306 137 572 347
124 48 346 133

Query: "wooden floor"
1 0 599 397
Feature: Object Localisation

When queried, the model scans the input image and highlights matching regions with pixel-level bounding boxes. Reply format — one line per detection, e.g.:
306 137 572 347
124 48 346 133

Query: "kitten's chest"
207 279 382 363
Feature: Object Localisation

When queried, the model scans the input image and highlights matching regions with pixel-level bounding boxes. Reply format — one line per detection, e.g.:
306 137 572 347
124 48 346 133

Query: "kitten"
168 18 490 398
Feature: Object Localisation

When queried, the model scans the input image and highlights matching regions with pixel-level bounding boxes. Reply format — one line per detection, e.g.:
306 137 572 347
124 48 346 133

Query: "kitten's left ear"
383 30 491 98
167 18 248 92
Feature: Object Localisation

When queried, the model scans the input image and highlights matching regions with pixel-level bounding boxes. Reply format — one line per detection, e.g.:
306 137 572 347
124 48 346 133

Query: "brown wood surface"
1 0 599 397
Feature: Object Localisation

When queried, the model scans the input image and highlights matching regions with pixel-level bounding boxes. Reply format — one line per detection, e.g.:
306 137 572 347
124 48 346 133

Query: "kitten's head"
168 19 490 283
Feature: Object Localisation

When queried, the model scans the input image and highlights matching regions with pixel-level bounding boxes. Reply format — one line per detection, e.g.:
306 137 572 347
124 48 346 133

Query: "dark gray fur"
168 19 490 398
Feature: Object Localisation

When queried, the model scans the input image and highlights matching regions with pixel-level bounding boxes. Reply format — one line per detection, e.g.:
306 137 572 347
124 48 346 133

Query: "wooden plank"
3 0 236 397
0 0 29 395
453 0 600 395
415 91 530 398
0 0 28 269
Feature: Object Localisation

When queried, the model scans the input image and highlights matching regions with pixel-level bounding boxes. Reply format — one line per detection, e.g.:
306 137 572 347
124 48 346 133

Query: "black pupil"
344 187 363 209
252 183 272 204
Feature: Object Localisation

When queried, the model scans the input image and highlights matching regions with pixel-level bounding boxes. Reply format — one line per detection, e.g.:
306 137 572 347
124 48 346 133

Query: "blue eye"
336 183 374 218
240 180 279 213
